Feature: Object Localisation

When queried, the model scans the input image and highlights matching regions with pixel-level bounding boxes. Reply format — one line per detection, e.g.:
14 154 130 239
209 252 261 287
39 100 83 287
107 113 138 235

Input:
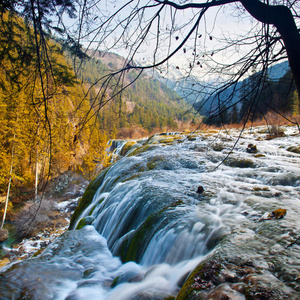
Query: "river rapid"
0 125 299 299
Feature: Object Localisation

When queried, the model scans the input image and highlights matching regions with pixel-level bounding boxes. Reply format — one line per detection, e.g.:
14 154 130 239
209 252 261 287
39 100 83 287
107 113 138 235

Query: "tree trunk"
35 121 40 203
35 143 39 203
241 0 300 96
0 133 15 230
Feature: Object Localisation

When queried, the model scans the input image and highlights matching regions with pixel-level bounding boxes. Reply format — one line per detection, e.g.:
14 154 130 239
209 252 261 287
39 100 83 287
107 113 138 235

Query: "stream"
0 125 299 299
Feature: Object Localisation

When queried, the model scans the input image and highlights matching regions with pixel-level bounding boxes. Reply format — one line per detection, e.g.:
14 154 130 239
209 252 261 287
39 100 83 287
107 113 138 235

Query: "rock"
197 186 204 194
207 284 244 299
177 259 222 300
0 229 8 242
246 144 257 153
258 208 287 222
269 208 287 219
0 257 10 268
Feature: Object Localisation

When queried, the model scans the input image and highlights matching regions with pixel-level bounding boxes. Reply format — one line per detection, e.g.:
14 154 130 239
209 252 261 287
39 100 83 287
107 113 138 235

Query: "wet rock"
269 208 287 219
287 146 300 154
258 208 287 222
196 186 204 194
243 275 276 299
76 216 95 230
83 267 96 279
240 259 256 268
220 270 239 283
111 270 144 288
212 144 224 152
187 135 197 141
266 128 285 140
246 144 257 153
258 212 271 222
224 157 256 168
177 271 190 288
130 291 173 300
0 229 8 242
207 284 244 300
176 259 222 300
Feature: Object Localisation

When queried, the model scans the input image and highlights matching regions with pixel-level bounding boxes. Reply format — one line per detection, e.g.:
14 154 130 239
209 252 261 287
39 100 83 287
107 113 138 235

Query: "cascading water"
0 125 300 299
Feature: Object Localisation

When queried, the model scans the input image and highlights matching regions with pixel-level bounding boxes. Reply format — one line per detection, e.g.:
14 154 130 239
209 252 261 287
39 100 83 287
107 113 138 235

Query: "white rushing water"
0 125 299 299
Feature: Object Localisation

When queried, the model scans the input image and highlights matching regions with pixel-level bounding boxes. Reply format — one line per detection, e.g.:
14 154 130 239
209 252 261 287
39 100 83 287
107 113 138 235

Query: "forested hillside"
0 12 109 217
74 50 195 138
203 66 299 126
0 12 196 225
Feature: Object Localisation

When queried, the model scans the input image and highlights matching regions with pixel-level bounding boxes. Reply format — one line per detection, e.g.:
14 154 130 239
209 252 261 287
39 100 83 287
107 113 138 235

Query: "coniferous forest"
0 12 196 227
0 1 300 299
0 8 299 241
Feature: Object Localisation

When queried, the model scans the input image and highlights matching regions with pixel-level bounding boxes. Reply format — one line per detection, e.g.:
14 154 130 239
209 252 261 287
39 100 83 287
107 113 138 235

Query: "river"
0 125 299 299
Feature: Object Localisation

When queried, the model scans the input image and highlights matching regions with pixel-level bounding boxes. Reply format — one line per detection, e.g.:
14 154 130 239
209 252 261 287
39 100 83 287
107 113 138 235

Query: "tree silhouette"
2 1 300 126
59 0 300 125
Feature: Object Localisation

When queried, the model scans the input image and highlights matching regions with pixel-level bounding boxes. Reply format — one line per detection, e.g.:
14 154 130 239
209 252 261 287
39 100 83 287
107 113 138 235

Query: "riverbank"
0 171 89 269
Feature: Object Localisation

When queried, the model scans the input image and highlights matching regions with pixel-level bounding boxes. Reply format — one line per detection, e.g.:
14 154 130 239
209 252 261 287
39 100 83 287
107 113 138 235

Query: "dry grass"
116 113 299 140
116 119 202 140
197 112 300 133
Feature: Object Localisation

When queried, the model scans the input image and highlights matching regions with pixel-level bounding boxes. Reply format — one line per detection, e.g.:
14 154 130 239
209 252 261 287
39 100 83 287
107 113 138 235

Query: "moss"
116 200 184 263
111 275 120 288
128 144 157 157
88 204 97 216
83 267 95 279
145 134 156 144
146 156 165 170
31 248 44 258
254 153 265 158
75 216 95 230
69 167 110 229
121 174 142 183
176 259 222 300
253 187 269 192
120 141 137 156
117 211 161 263
158 135 183 144
146 134 183 145
224 157 256 168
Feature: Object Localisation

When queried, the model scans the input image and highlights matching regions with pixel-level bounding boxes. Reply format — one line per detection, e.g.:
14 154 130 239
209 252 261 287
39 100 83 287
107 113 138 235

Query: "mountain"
158 60 291 118
74 50 196 137
267 61 290 80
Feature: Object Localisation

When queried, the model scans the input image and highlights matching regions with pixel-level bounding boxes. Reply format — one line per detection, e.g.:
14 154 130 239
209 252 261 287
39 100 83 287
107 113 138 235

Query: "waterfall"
1 126 300 299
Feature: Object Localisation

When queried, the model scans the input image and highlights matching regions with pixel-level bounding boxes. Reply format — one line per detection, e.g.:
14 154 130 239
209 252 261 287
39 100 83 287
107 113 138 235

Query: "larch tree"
1 1 300 124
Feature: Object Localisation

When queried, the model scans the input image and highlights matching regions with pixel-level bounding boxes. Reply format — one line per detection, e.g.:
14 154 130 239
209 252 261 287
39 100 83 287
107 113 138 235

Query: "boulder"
269 208 287 219
197 186 204 194
246 144 257 153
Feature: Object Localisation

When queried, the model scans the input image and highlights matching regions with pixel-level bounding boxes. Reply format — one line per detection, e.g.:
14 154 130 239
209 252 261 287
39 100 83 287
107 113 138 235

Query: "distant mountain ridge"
75 50 195 136
79 50 291 124
157 60 290 116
